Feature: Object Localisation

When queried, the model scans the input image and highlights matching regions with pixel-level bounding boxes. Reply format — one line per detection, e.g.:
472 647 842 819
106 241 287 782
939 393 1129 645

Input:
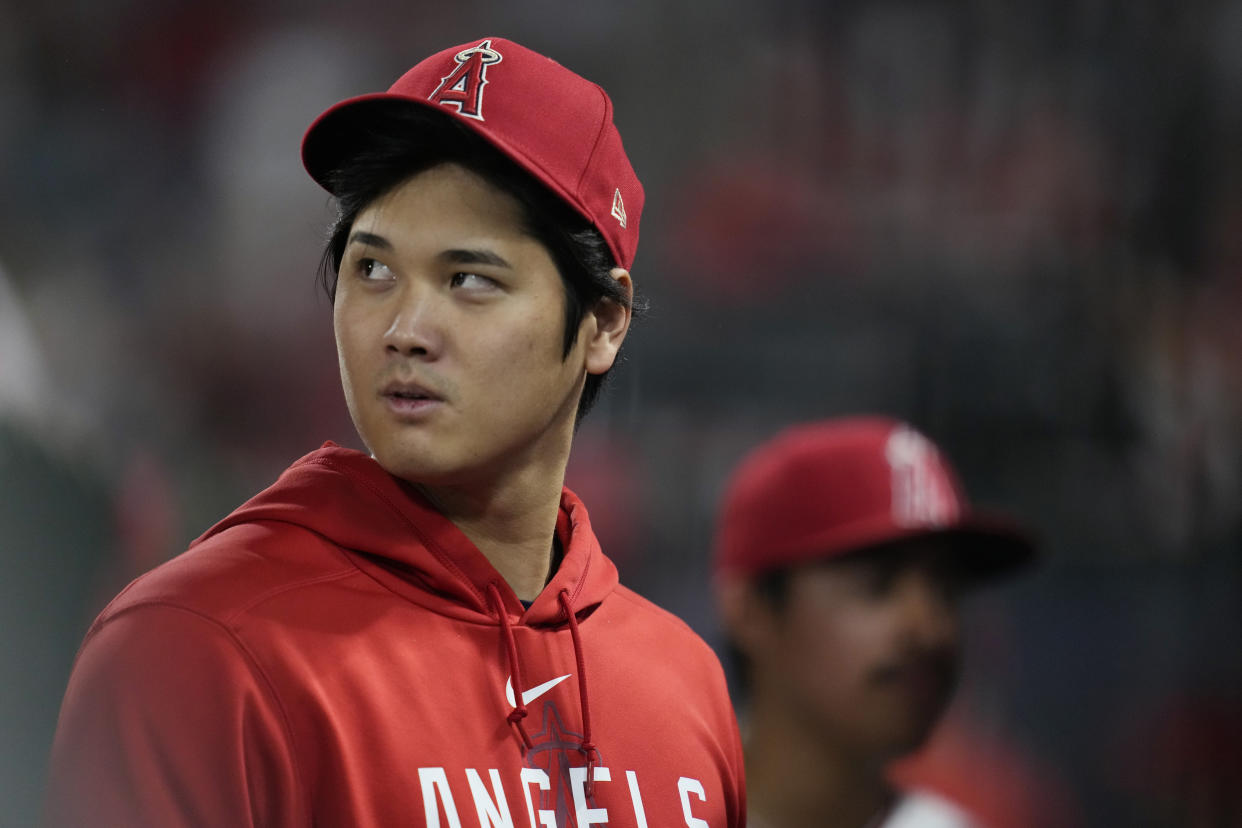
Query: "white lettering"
570 766 611 826
678 777 709 828
625 771 649 828
886 426 958 527
418 767 463 828
519 767 557 828
467 768 514 828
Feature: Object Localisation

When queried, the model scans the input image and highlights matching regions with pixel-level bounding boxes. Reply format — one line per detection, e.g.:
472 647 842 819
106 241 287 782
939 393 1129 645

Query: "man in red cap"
45 38 744 827
714 417 1035 828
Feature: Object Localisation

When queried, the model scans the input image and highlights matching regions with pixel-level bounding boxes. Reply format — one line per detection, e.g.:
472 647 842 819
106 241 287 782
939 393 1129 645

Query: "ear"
714 576 781 660
583 268 633 376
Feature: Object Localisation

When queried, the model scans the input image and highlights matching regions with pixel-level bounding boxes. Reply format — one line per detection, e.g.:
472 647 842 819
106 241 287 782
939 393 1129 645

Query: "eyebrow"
441 249 513 269
343 233 512 270
345 231 393 251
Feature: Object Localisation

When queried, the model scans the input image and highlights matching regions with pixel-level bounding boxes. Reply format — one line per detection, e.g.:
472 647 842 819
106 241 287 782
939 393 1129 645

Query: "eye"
449 272 498 290
872 567 903 597
357 258 395 281
846 557 901 599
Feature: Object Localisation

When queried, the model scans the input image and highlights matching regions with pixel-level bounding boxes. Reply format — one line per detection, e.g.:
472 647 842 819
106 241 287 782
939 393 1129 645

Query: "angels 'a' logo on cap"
884 425 960 528
429 39 503 120
610 188 627 228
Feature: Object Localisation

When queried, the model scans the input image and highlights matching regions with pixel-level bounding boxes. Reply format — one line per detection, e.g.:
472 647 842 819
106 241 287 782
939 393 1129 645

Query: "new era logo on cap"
611 189 627 228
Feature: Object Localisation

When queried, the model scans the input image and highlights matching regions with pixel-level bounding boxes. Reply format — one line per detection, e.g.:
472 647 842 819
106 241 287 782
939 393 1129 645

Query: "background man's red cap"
302 37 643 270
714 417 1036 580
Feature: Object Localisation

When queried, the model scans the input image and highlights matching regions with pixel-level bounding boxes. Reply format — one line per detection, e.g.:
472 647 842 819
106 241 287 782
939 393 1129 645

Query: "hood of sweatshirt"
190 441 619 628
191 442 620 764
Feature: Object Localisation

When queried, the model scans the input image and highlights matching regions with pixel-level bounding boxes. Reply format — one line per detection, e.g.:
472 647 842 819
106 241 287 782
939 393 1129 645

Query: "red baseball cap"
714 417 1035 580
301 37 643 270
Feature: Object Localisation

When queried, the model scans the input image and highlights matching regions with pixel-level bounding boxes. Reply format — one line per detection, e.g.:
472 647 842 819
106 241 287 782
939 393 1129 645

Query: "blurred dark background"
2 1 1239 825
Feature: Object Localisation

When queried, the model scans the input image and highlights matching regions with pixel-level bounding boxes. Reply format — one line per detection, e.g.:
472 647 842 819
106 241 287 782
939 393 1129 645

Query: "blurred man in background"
714 416 1035 828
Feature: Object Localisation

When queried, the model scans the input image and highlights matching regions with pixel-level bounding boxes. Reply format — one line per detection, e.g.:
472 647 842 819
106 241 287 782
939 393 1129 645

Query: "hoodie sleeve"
711 648 748 828
732 712 749 826
43 604 307 828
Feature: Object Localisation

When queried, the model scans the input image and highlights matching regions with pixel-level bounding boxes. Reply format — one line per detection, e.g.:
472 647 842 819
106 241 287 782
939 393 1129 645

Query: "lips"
888 663 951 700
388 388 432 401
381 379 442 402
873 655 956 708
380 378 444 418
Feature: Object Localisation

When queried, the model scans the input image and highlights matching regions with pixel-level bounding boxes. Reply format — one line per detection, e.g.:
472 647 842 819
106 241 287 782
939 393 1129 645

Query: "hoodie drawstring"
558 588 598 797
487 582 533 751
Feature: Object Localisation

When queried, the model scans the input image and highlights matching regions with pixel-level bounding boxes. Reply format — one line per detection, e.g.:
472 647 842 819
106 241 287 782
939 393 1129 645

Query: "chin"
360 435 433 480
847 699 938 760
863 735 927 768
371 442 489 489
877 711 946 762
371 451 448 485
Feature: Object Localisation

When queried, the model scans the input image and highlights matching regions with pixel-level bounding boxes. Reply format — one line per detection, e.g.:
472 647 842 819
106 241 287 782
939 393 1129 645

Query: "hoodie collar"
191 442 619 627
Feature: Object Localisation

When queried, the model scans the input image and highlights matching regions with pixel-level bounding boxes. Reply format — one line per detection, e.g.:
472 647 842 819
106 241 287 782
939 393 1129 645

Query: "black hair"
316 101 639 421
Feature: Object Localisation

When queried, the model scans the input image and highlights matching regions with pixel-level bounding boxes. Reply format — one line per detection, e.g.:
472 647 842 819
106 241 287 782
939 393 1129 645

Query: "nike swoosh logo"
505 674 571 708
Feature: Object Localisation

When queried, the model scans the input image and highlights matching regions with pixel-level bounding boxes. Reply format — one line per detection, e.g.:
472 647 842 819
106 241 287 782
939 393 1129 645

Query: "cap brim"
717 510 1037 582
928 516 1038 581
302 93 592 219
302 93 451 193
839 513 1038 583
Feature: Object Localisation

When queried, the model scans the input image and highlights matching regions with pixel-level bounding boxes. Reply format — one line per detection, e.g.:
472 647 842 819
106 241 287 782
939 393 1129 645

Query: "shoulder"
64 518 370 742
611 584 713 642
94 519 362 634
605 584 731 683
47 592 310 826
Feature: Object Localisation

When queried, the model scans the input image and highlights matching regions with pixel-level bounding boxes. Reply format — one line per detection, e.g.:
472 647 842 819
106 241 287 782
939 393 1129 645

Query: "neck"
745 696 894 828
416 435 572 603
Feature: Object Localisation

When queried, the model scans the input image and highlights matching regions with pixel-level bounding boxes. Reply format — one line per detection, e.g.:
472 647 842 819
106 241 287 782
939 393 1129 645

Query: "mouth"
873 656 956 705
380 379 444 417
381 379 442 401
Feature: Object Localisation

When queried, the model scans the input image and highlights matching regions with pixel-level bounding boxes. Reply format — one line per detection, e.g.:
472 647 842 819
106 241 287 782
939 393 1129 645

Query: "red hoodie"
45 444 746 827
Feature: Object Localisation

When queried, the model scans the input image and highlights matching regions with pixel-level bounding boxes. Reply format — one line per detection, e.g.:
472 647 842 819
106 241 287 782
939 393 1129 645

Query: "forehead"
798 534 971 583
354 162 530 235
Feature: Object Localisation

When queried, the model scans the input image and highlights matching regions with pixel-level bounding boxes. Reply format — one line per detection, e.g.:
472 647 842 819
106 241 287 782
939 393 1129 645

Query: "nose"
383 282 443 359
896 568 960 650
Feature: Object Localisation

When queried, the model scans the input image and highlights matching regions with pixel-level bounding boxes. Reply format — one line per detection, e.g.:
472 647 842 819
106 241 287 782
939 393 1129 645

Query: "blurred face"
745 536 965 762
333 163 599 487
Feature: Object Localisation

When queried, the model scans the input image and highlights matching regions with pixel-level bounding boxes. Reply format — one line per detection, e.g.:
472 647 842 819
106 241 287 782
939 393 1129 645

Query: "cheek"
333 307 373 403
784 603 888 695
509 329 546 360
333 318 355 379
476 308 568 379
334 295 375 360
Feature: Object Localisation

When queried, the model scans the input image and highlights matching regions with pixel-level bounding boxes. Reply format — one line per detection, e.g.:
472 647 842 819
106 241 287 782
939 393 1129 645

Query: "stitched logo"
884 425 960 528
525 702 603 826
429 39 503 120
610 188 627 228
